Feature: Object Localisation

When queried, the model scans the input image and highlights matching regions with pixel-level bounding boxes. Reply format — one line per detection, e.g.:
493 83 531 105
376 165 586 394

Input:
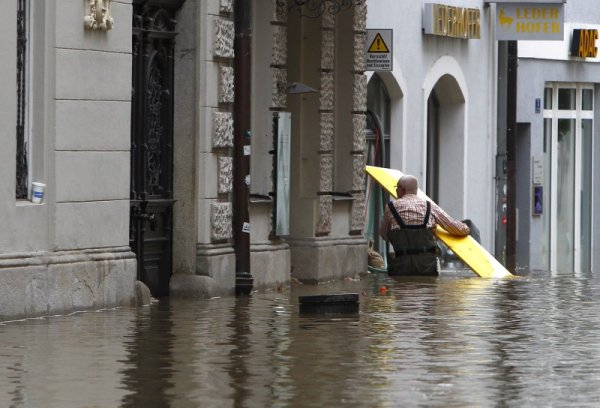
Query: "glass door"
544 84 594 274
555 117 575 272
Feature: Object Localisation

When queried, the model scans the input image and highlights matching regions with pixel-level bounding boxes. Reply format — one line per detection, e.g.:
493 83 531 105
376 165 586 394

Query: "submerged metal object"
299 293 359 314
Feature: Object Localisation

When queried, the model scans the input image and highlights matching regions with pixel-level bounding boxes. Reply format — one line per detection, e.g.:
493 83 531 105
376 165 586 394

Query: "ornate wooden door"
130 1 182 297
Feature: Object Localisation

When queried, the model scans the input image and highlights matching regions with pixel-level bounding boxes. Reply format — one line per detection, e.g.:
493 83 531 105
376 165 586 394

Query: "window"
366 74 391 168
16 0 29 199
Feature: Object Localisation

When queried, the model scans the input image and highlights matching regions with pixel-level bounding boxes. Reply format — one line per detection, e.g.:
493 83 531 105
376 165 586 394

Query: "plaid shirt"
379 194 470 240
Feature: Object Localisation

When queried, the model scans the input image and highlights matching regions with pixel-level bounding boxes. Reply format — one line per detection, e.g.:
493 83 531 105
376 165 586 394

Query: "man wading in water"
379 175 470 276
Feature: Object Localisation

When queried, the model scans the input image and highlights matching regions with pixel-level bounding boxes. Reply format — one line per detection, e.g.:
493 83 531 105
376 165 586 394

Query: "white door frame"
544 82 594 274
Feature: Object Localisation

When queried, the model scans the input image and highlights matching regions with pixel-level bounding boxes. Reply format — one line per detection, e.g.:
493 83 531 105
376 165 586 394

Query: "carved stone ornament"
84 0 114 30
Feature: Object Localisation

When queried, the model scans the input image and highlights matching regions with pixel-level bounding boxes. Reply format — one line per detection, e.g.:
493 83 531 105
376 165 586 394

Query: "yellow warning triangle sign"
368 33 389 53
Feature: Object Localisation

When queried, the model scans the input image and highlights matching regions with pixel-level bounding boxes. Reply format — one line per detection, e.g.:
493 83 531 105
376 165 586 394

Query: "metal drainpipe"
505 40 517 273
233 0 254 295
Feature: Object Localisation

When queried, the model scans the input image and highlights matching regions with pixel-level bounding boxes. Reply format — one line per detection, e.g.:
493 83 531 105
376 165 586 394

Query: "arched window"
366 73 390 168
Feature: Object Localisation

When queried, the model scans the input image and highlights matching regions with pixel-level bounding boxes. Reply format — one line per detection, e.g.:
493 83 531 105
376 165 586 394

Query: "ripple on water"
1 273 600 406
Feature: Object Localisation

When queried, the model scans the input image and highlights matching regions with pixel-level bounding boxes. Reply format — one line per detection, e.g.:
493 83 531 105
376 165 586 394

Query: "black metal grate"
16 0 28 199
131 4 176 201
145 61 165 196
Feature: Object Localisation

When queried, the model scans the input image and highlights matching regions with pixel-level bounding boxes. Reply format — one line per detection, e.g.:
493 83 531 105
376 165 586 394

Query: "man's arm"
431 203 470 236
379 205 392 240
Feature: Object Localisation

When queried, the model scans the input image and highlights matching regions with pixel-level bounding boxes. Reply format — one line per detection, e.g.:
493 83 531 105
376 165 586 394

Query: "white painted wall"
366 0 498 249
0 0 136 318
517 51 600 272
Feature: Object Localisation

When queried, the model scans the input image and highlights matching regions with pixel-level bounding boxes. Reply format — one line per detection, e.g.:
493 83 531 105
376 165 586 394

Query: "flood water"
2 270 600 407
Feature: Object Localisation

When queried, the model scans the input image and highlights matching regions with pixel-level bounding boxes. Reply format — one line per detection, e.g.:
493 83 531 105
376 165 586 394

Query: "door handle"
147 213 157 231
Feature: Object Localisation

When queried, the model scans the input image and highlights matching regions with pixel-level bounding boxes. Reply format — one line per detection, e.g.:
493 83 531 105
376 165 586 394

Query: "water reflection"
0 310 132 407
120 301 175 407
2 273 600 407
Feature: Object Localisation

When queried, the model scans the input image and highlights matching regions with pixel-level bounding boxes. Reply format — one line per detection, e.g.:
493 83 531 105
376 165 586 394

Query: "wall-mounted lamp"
278 81 318 94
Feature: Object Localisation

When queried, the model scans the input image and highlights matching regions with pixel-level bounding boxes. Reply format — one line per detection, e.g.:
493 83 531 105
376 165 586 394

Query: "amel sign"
423 3 481 39
496 3 564 40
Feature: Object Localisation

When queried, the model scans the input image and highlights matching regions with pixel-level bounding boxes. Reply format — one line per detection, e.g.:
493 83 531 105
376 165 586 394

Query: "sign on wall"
570 29 598 58
533 186 543 215
519 23 600 62
422 3 481 39
495 3 564 41
487 0 565 3
365 29 393 71
532 155 544 185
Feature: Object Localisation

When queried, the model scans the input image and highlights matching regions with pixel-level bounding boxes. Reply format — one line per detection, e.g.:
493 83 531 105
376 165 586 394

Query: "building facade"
364 1 499 257
1 0 368 319
1 0 136 319
512 0 600 275
365 0 600 276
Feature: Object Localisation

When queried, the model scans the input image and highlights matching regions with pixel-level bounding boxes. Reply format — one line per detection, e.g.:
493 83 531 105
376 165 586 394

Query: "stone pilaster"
271 0 288 110
316 12 336 236
210 202 233 241
349 3 368 235
210 6 235 244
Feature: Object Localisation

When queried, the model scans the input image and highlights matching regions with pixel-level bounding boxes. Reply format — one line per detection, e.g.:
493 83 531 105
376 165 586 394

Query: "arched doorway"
425 74 465 217
364 74 391 262
364 72 403 268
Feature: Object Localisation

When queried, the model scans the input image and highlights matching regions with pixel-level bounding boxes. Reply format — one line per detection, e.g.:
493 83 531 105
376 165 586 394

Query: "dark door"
426 91 440 203
515 123 531 270
130 1 181 297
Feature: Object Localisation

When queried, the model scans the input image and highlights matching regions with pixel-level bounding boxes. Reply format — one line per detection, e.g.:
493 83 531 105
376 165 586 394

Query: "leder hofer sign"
494 2 565 41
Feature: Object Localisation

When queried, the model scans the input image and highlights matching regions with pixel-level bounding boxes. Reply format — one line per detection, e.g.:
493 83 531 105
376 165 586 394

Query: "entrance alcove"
425 73 466 218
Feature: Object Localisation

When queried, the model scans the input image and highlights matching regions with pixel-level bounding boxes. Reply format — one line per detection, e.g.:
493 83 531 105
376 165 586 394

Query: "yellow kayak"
365 165 512 278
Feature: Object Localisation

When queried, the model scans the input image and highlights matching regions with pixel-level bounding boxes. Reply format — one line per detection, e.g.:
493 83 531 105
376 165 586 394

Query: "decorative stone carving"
319 154 333 192
353 74 367 112
272 25 287 66
218 156 233 194
219 66 235 103
321 30 335 70
220 0 233 13
352 114 366 151
84 0 114 30
322 10 335 29
353 33 366 72
213 111 234 148
271 68 287 109
316 195 332 235
214 18 235 58
320 113 334 151
352 154 365 191
319 72 334 111
350 194 365 232
210 202 233 241
273 0 288 22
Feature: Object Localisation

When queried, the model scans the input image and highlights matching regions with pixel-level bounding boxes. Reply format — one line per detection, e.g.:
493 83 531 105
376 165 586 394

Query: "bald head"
397 175 419 195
